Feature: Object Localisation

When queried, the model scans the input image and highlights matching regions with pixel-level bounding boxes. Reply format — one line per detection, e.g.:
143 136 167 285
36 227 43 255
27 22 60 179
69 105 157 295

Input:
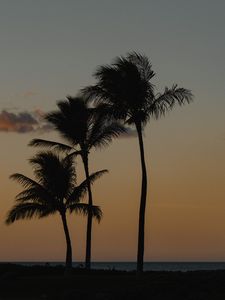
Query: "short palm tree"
29 96 126 269
6 151 106 271
83 52 193 273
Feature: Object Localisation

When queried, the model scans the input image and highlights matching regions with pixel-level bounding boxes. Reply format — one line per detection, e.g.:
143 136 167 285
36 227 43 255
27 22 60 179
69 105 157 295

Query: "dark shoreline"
1 263 225 299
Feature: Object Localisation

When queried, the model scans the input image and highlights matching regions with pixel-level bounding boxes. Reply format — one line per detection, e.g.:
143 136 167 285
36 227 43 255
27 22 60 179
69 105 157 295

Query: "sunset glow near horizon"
0 0 225 262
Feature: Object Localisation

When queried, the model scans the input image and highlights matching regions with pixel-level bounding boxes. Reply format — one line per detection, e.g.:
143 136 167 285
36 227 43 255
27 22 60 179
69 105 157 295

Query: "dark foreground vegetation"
1 264 225 299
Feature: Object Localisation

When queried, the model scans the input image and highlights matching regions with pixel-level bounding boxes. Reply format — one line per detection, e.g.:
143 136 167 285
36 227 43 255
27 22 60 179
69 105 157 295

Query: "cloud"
120 127 137 138
0 109 137 137
0 109 52 133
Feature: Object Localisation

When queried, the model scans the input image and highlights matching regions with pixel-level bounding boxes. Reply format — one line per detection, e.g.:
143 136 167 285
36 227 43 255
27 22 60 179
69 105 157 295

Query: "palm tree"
29 96 126 269
83 52 193 273
6 151 106 272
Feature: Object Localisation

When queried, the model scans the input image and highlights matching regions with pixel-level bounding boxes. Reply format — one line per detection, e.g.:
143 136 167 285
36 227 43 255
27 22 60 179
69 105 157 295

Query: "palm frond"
82 86 111 105
90 122 127 149
29 139 73 153
69 204 102 223
67 169 108 204
127 51 155 81
91 205 103 223
148 98 171 120
65 150 83 160
15 186 53 204
88 169 109 183
155 85 193 110
68 203 89 215
10 174 42 189
5 202 55 224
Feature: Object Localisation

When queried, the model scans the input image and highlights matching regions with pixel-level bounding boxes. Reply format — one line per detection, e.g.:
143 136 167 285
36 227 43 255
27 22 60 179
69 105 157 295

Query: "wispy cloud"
0 109 52 133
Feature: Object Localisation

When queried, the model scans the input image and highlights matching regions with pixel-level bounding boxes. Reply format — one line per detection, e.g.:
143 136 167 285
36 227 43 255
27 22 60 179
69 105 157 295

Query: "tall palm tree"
6 151 106 271
29 96 126 269
83 52 193 273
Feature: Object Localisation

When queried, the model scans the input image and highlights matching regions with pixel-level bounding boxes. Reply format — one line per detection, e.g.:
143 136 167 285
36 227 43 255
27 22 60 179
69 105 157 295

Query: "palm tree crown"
83 52 193 126
31 96 126 154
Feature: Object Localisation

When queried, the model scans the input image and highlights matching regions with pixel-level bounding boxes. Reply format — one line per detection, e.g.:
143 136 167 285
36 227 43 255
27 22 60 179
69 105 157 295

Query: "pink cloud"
0 109 52 133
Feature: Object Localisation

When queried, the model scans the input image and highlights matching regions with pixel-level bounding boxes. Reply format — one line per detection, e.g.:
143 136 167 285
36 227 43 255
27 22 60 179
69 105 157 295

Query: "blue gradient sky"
0 0 225 262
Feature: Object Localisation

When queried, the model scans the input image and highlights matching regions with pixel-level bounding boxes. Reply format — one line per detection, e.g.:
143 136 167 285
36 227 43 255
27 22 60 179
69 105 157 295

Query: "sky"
0 0 225 262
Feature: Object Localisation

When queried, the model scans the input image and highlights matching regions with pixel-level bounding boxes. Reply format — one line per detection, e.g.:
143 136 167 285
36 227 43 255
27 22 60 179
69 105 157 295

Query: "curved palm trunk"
60 212 73 272
136 122 148 274
82 154 93 270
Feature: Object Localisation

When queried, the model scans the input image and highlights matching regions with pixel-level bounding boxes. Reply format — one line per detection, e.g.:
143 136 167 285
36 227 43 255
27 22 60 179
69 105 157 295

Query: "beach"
1 264 225 299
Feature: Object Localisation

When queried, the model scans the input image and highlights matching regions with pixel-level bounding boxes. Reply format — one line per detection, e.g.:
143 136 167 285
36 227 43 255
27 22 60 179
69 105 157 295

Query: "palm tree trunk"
82 154 93 270
136 121 148 274
60 212 73 271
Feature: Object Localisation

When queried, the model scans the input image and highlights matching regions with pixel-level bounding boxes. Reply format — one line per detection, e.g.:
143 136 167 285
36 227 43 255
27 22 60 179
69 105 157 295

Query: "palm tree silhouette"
83 52 193 273
29 96 126 269
6 151 106 272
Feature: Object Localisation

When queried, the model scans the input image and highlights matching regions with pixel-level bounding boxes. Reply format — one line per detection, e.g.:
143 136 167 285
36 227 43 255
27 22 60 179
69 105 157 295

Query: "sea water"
8 262 225 272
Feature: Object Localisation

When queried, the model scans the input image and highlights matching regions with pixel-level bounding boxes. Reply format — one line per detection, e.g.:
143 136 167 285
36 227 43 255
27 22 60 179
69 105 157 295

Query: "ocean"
7 262 225 272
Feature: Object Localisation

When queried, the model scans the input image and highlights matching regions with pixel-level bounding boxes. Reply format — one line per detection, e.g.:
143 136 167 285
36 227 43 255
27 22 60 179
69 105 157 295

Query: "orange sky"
1 104 225 262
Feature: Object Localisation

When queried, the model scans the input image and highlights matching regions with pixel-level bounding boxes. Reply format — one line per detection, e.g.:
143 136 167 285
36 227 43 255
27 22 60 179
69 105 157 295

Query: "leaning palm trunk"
60 212 73 271
82 154 93 269
136 121 148 274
